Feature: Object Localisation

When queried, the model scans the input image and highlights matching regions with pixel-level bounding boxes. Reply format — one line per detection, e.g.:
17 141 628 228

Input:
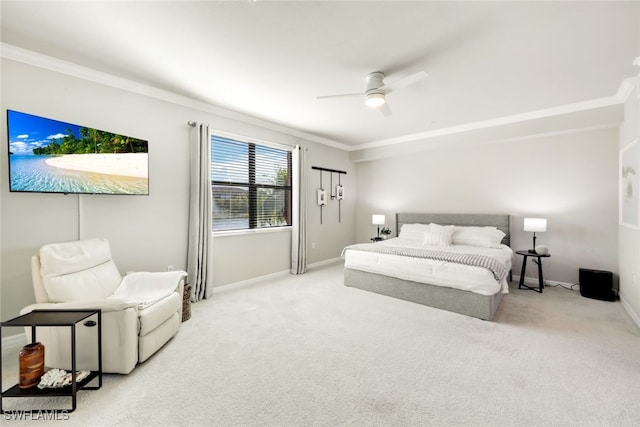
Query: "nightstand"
516 250 551 293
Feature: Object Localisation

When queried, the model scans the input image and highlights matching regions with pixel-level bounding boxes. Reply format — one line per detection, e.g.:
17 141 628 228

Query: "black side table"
370 237 383 242
516 250 551 293
1 309 102 414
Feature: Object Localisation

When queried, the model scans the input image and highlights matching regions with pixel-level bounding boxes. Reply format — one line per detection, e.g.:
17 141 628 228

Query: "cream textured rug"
2 261 640 426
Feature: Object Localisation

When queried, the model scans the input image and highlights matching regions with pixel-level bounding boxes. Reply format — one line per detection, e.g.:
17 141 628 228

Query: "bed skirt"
344 267 504 320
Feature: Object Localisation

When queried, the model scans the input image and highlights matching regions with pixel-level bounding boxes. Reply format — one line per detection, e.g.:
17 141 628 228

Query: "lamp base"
528 249 537 254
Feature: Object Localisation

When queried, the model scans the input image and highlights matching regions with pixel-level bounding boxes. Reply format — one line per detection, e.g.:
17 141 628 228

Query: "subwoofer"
579 268 616 301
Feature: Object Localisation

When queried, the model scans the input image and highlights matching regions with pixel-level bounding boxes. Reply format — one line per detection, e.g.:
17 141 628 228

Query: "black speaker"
579 268 616 301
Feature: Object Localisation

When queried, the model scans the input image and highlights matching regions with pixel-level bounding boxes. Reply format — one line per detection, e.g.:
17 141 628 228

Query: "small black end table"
370 237 383 242
516 250 551 293
1 309 102 414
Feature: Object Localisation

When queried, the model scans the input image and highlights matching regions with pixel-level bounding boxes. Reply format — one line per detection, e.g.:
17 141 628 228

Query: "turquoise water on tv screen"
9 154 148 195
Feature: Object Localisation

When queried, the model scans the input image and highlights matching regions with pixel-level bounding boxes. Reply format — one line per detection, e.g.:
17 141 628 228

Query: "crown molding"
0 43 351 152
2 43 634 154
352 95 624 152
617 55 640 102
617 77 636 101
350 60 637 152
349 120 620 164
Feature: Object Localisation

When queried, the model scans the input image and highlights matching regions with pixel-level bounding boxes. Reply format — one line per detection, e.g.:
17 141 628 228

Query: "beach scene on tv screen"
8 110 149 195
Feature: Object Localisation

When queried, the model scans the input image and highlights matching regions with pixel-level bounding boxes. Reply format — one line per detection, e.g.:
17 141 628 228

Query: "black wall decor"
312 166 347 224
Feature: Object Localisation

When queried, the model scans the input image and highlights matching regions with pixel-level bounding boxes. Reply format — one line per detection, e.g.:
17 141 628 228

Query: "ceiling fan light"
365 93 386 108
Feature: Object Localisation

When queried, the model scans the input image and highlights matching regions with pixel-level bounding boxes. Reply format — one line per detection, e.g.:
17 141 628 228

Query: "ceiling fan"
316 70 428 116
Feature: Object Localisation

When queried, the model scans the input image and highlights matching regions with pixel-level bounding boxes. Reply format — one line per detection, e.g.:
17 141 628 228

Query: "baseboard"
514 277 640 329
211 257 343 295
544 279 578 289
307 257 343 269
619 293 640 329
512 275 576 290
211 269 291 294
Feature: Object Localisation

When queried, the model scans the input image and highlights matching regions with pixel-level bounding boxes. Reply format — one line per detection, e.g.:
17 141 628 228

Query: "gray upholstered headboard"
396 213 511 247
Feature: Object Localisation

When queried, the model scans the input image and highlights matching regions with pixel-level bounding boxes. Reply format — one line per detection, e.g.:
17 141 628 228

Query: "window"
211 134 292 232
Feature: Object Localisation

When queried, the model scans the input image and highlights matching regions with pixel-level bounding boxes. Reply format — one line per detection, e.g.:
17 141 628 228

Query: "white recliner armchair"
21 238 187 374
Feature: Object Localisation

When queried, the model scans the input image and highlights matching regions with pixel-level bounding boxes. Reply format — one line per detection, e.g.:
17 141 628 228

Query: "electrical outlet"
167 265 174 272
311 242 316 249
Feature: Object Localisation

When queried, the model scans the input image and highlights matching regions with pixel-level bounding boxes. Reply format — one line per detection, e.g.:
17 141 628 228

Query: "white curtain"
187 123 213 301
291 145 307 274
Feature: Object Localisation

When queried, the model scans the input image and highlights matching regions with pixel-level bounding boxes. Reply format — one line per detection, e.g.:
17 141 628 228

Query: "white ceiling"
1 1 639 149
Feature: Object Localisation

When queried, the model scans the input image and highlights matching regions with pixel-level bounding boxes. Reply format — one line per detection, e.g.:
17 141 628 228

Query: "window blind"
211 135 292 231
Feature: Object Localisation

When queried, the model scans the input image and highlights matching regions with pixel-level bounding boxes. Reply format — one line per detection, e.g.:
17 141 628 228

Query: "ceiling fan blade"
381 71 428 94
316 93 362 100
379 103 392 117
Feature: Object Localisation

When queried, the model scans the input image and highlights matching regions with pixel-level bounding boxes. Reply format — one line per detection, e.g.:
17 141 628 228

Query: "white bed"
343 213 513 320
345 238 513 295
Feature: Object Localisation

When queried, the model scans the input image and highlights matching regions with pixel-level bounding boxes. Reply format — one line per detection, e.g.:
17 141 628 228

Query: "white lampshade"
372 214 386 225
524 218 547 232
365 93 386 108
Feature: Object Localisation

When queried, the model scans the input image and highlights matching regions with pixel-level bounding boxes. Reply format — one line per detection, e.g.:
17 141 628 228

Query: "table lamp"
372 214 386 239
524 218 547 253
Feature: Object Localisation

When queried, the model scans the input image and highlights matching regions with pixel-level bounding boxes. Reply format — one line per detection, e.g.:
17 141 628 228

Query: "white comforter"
343 238 513 295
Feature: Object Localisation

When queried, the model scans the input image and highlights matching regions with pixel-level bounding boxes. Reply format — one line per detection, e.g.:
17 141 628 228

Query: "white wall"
212 142 357 285
0 58 356 327
618 75 640 325
354 127 619 285
305 148 356 264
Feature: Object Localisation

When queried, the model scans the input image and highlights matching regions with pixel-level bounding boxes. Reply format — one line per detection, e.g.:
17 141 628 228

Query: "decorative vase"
19 342 45 389
535 245 549 255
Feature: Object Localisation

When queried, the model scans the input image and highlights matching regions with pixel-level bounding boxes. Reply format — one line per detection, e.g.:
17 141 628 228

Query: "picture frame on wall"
317 188 326 206
620 139 640 229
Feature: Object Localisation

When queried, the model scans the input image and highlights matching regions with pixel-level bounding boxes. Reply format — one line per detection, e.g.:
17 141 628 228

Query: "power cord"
529 258 579 291
544 281 579 291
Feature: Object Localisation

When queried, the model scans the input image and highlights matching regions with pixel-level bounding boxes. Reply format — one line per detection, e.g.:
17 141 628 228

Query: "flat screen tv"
7 110 149 195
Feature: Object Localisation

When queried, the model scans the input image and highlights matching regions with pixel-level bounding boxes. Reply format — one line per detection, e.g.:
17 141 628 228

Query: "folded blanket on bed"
342 244 508 283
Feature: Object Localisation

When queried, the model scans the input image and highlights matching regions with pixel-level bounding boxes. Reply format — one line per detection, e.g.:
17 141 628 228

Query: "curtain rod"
189 121 301 151
312 166 347 175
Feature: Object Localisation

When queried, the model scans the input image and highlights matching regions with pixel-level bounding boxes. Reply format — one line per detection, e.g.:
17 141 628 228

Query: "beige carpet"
2 261 640 426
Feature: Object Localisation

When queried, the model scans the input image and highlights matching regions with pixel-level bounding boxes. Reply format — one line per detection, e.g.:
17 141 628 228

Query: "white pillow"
452 226 506 248
423 223 454 246
398 223 431 242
